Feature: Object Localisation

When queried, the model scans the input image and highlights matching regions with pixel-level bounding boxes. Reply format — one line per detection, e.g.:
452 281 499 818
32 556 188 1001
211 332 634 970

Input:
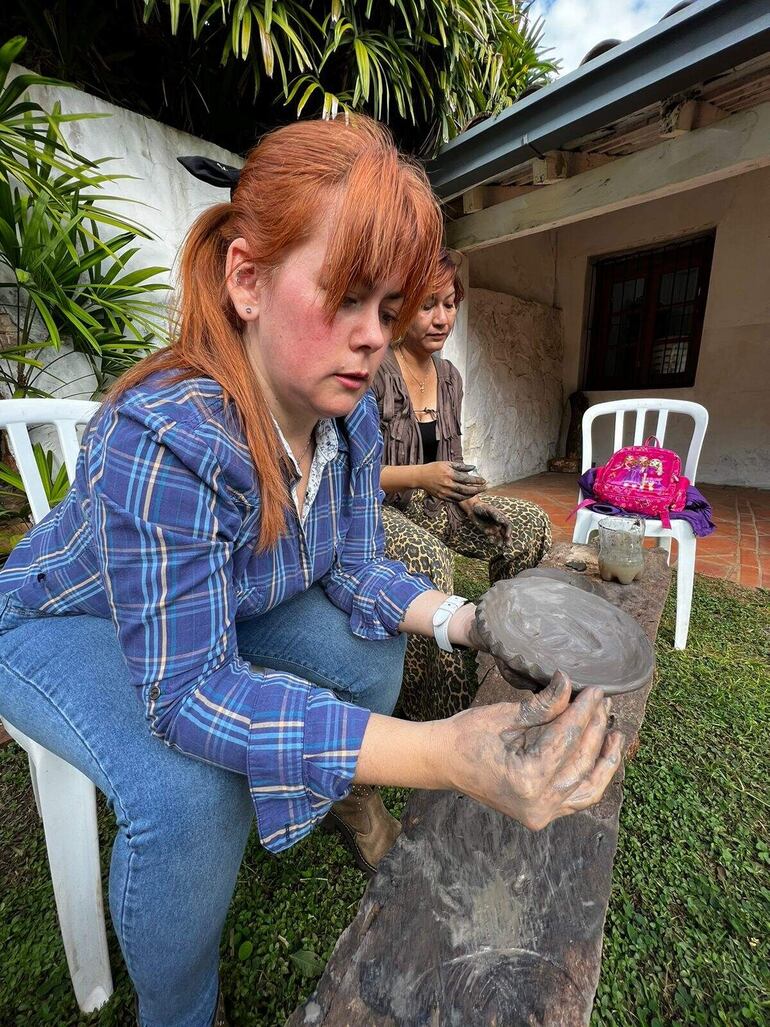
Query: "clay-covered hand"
459 498 513 543
446 671 624 830
418 461 487 502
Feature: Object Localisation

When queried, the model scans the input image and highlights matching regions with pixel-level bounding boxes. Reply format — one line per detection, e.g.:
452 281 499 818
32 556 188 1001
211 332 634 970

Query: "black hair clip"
177 156 242 199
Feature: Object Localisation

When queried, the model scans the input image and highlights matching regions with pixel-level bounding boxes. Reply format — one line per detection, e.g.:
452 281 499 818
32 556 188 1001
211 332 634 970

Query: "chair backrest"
581 398 709 484
0 398 101 524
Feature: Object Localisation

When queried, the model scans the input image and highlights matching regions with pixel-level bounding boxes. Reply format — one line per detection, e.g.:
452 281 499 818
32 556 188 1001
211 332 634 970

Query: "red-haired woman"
374 251 552 720
0 118 620 1027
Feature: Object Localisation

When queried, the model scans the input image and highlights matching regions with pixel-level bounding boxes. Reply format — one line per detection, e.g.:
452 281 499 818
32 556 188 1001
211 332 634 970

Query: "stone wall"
461 288 563 484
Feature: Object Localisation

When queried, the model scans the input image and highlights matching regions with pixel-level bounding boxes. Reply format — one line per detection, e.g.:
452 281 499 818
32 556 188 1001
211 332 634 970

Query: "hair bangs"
320 130 442 336
432 262 456 297
431 248 464 306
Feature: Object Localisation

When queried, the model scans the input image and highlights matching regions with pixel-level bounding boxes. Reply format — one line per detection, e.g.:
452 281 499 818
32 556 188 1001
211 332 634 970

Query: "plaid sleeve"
88 403 369 852
321 404 434 640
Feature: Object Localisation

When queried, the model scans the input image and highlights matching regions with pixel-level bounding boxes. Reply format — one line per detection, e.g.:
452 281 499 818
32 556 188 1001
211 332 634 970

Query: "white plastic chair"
571 398 708 650
0 398 112 1012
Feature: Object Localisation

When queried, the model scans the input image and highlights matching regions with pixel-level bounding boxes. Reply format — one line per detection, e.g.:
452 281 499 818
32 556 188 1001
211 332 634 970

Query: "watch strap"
432 594 468 653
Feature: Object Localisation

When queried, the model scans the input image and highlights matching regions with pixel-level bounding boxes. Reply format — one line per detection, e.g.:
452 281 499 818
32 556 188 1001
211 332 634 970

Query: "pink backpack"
577 437 689 529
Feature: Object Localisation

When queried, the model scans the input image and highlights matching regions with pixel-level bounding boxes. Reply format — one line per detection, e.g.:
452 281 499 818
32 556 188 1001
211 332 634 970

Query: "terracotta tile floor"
489 472 769 589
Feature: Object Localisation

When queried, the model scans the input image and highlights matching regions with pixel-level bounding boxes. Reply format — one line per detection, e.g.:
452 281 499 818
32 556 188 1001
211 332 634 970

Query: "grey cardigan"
372 347 465 528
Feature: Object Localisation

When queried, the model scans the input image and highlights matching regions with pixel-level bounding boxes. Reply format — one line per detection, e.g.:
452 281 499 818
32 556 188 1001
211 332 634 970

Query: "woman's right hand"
418 461 487 501
444 671 623 831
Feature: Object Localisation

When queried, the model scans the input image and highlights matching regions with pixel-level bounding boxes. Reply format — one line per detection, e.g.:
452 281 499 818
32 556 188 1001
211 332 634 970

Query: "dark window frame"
584 232 715 390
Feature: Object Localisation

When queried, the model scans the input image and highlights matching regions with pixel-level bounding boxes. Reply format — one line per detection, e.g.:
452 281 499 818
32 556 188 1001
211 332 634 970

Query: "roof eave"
428 0 770 200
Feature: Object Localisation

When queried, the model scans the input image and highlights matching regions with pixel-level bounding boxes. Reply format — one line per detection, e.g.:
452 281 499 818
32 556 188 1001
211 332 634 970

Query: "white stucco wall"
555 167 770 487
2 66 242 403
461 288 563 484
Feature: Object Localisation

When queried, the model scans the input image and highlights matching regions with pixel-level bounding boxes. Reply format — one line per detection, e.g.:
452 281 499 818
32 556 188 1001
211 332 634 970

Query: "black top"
418 419 438 464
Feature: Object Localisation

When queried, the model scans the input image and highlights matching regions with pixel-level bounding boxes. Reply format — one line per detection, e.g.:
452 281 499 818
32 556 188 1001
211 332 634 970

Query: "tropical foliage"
0 36 168 398
6 1 556 156
143 0 556 152
0 36 169 518
0 441 71 508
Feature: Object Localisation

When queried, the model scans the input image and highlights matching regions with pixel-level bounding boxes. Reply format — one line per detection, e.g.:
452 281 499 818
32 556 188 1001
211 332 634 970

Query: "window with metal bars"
584 232 715 390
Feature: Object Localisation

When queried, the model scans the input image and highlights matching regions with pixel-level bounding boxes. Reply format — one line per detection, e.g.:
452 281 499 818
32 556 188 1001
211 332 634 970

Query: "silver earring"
245 306 252 314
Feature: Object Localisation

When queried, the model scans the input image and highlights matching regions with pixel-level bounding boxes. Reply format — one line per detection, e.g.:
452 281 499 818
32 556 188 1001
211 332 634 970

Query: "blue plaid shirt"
0 375 432 851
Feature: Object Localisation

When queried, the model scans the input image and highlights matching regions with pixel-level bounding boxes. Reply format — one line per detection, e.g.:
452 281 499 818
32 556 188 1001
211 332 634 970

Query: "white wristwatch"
432 594 468 653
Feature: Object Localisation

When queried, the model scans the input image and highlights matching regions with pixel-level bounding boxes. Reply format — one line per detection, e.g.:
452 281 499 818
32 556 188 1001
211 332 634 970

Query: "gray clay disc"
476 577 654 695
515 566 601 594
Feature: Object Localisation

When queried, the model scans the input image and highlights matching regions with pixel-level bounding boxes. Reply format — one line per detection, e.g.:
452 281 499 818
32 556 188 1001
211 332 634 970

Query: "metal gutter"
427 0 770 200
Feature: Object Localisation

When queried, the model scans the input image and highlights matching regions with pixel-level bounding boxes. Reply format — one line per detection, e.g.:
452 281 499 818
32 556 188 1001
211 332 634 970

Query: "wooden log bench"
288 542 671 1027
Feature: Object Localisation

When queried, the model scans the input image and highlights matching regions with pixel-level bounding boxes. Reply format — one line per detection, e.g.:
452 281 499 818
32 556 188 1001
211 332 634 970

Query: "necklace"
295 430 315 467
398 349 433 394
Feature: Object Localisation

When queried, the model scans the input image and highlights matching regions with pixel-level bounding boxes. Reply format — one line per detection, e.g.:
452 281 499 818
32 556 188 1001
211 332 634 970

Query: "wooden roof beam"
531 150 617 185
659 96 729 137
461 184 540 214
447 99 770 252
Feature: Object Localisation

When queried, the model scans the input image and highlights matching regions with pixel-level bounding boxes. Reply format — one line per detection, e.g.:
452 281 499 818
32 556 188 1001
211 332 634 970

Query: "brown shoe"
212 989 228 1027
322 785 402 876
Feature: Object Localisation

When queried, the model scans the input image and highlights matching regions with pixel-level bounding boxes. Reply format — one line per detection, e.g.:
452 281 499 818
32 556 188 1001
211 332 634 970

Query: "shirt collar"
272 416 339 479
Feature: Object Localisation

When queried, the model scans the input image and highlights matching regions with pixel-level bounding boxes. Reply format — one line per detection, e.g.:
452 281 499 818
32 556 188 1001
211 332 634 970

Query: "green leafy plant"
0 440 68 552
0 160 168 399
0 35 131 210
141 0 557 154
0 37 169 399
0 35 170 523
289 948 326 976
0 441 70 509
0 35 89 200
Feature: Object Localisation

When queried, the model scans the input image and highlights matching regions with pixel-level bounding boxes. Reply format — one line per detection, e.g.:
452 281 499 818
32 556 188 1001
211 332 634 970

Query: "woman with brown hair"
374 251 552 720
0 117 620 1026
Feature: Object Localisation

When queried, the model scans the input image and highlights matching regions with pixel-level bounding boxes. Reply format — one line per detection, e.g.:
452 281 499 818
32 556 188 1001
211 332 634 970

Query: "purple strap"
574 468 716 537
567 498 595 521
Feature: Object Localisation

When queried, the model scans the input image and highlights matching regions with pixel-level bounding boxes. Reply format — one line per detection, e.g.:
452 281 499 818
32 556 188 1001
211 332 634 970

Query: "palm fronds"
144 1 558 155
0 36 169 405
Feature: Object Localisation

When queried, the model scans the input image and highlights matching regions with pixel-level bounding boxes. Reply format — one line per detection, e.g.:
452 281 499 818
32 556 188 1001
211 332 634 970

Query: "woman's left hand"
444 599 556 689
458 606 531 687
459 498 513 544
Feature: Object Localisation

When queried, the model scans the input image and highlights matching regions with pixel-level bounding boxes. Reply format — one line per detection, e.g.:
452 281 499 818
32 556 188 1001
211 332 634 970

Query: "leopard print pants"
383 491 552 721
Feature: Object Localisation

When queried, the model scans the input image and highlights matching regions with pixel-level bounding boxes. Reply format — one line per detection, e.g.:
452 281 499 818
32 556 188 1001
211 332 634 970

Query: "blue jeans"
0 585 405 1027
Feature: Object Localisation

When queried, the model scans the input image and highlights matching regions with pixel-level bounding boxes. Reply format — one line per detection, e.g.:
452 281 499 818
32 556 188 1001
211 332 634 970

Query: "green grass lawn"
0 565 768 1026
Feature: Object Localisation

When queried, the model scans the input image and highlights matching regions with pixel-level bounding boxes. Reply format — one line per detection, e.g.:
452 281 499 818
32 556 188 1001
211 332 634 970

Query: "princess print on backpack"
622 455 645 488
640 457 665 492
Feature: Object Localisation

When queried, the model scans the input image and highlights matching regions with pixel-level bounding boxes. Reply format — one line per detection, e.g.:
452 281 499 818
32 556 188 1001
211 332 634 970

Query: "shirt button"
148 685 161 701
